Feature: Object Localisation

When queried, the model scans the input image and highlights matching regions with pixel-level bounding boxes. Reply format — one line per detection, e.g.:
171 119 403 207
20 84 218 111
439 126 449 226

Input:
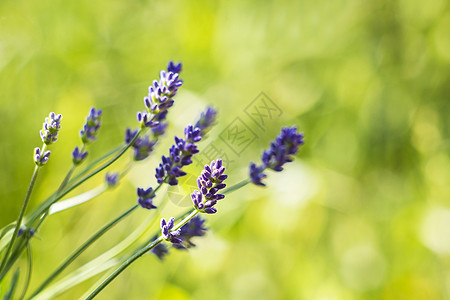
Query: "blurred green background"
1 0 449 299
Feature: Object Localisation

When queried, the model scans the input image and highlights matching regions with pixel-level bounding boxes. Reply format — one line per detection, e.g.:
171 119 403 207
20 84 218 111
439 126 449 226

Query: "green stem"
222 178 251 194
0 160 41 279
27 131 142 229
85 210 199 300
19 242 32 300
29 204 139 299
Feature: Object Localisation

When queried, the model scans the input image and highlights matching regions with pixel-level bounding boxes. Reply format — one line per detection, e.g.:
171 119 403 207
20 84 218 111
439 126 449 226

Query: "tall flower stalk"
0 112 62 277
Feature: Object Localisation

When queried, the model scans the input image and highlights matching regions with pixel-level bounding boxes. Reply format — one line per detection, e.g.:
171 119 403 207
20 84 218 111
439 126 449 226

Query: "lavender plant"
0 61 304 299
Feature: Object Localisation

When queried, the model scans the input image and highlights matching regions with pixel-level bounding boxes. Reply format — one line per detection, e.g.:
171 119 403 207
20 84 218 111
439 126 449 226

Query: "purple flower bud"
137 187 157 209
167 61 182 74
34 147 51 166
105 172 119 187
72 146 88 165
155 125 202 186
160 217 182 244
191 159 227 213
80 108 102 144
40 112 63 145
249 126 304 186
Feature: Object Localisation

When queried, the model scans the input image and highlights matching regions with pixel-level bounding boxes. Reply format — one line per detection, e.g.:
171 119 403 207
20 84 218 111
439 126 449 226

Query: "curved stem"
29 204 139 299
0 161 41 279
84 210 199 300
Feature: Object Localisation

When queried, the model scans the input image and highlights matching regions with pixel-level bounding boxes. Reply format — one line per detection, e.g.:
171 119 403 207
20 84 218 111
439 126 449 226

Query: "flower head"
143 70 182 116
40 112 63 145
151 242 169 260
192 159 227 214
160 217 182 244
137 187 157 209
137 111 159 129
132 134 156 161
249 163 267 186
34 147 51 166
155 125 202 186
167 61 182 74
195 107 217 137
72 146 88 165
173 216 207 249
105 172 119 187
80 108 102 144
249 126 304 186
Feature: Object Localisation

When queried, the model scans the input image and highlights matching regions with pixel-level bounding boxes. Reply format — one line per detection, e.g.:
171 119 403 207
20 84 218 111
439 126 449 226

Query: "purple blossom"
34 147 51 166
125 128 139 144
151 242 169 260
105 172 119 187
160 217 182 244
195 107 217 137
137 187 157 210
192 159 227 214
40 112 63 145
137 111 159 129
249 163 267 186
167 61 182 74
18 228 35 237
72 146 88 165
249 126 304 186
80 108 102 144
151 110 169 137
132 135 156 161
155 125 202 186
173 216 207 250
143 70 182 116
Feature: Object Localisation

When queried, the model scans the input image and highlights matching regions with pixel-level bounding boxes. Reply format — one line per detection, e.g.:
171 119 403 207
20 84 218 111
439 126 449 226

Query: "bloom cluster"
191 159 227 214
194 107 217 137
151 215 207 259
139 62 183 129
155 125 202 186
34 147 51 166
172 216 207 249
125 129 156 161
249 126 304 186
80 108 102 144
160 217 182 244
105 172 119 188
137 187 156 209
40 112 62 145
72 146 88 165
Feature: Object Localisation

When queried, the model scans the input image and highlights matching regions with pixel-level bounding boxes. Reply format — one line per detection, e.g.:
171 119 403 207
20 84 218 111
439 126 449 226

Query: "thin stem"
19 242 32 300
27 131 142 229
37 195 170 299
31 177 164 298
29 204 139 299
222 178 251 194
0 160 41 278
85 210 199 300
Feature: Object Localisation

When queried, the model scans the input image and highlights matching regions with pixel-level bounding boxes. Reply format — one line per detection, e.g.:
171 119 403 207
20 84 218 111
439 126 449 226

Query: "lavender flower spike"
173 216 207 250
40 112 62 145
249 126 304 186
160 217 182 244
72 146 88 165
192 159 227 214
137 187 157 209
34 147 51 166
195 107 217 137
80 108 102 144
155 125 202 186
